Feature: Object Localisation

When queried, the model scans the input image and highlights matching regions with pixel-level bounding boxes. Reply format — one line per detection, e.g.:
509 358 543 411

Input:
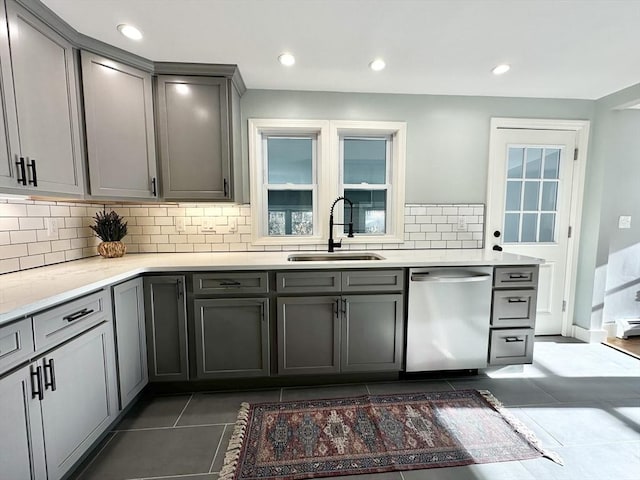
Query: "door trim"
487 118 590 336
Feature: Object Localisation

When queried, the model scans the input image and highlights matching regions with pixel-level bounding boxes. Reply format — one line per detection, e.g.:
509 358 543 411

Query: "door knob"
492 245 503 252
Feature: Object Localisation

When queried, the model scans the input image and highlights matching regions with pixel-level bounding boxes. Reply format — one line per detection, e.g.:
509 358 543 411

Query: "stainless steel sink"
287 252 385 262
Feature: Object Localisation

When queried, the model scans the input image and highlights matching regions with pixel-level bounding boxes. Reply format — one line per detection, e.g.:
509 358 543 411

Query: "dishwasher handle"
410 271 491 283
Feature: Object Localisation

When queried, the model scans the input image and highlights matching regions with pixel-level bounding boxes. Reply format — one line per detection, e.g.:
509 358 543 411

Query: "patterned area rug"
220 390 561 480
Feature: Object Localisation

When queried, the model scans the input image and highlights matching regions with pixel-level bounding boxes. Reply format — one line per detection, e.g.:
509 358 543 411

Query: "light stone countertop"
0 250 542 325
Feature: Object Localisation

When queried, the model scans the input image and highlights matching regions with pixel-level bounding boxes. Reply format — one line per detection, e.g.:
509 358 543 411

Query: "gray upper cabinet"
0 0 84 195
156 75 232 201
81 51 157 199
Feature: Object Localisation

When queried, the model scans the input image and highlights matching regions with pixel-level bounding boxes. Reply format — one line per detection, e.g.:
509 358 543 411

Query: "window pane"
541 181 558 211
523 181 540 210
267 138 312 184
267 190 313 236
525 148 542 179
544 149 560 179
343 189 387 234
507 147 524 178
506 181 522 211
504 213 520 242
540 213 555 242
522 213 538 242
343 139 386 184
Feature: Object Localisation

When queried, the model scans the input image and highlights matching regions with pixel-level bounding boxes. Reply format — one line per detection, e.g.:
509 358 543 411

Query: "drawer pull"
505 336 524 343
44 358 57 391
30 365 44 401
507 298 527 303
219 280 242 287
508 273 530 280
63 308 94 322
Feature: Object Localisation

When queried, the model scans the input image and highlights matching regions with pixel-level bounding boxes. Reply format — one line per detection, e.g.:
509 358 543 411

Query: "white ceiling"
42 0 640 100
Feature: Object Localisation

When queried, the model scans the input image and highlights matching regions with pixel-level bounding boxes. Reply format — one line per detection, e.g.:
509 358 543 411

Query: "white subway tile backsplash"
1 199 484 274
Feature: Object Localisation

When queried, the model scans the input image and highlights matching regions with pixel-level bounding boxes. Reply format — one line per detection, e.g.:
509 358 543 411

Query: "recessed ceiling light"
117 24 143 41
278 53 295 66
492 64 511 75
369 59 386 71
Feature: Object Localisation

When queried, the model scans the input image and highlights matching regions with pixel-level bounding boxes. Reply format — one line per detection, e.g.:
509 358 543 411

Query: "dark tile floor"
72 337 640 480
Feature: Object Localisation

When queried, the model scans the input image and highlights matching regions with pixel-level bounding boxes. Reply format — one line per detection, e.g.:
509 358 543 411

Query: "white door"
486 128 578 335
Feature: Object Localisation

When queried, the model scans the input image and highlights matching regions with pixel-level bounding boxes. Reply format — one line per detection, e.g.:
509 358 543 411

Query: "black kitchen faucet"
328 196 354 252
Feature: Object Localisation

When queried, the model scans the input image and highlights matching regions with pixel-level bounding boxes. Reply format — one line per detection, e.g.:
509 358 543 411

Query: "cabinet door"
277 296 340 375
5 0 84 195
144 276 189 381
341 294 404 372
113 277 148 409
194 298 269 379
81 51 157 199
0 365 47 480
40 322 118 480
156 75 231 200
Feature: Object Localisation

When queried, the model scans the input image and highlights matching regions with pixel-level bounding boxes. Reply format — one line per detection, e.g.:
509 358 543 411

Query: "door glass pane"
541 182 558 211
267 138 312 184
504 213 520 242
507 147 524 178
525 148 542 179
505 181 522 210
343 139 386 184
267 190 312 235
523 181 540 210
544 149 560 179
540 213 556 242
344 189 387 234
522 213 538 242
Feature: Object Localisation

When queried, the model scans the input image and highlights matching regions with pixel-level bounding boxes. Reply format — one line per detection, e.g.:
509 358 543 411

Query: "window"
249 119 405 246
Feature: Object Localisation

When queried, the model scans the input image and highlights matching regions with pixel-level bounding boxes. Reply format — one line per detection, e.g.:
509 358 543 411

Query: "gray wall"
241 90 601 329
576 83 640 330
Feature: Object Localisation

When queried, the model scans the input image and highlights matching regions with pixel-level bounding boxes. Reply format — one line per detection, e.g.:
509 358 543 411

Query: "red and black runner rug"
220 389 561 480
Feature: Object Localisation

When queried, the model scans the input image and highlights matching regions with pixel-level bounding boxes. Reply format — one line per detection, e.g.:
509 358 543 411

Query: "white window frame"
249 119 330 245
331 121 406 244
249 118 406 246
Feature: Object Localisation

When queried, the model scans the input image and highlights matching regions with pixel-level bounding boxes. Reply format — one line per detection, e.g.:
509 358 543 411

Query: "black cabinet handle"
223 178 228 197
507 297 527 303
177 279 183 298
335 298 340 317
15 157 27 185
44 358 57 391
63 308 94 322
30 365 44 401
341 298 347 315
219 280 241 287
505 337 525 343
151 177 157 196
27 158 37 187
509 273 530 280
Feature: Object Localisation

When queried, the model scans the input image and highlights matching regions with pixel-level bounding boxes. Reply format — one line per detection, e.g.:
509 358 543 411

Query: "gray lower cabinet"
0 0 84 195
144 276 189 381
341 294 404 372
113 277 148 408
277 296 341 375
193 298 269 378
81 51 157 199
155 75 232 201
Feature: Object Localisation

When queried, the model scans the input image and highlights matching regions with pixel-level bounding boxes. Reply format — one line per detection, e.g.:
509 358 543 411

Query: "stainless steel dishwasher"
406 266 493 372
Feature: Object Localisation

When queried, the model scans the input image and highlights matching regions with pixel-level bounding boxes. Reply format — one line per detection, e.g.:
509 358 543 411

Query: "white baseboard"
572 324 608 343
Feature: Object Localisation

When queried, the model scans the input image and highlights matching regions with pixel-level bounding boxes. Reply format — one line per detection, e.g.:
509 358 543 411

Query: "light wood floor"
603 336 640 358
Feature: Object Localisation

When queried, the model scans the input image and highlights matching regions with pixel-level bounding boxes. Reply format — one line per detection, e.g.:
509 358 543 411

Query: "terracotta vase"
97 241 127 258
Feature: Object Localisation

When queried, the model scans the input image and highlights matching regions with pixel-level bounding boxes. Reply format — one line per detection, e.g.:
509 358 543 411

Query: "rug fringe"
477 390 564 466
219 402 251 480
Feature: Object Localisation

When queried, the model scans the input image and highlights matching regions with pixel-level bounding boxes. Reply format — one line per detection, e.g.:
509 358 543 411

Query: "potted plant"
90 209 128 258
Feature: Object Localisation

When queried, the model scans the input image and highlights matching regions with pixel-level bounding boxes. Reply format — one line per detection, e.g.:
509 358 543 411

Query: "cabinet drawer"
489 328 534 365
0 318 34 374
276 271 341 293
492 290 537 328
193 272 268 295
342 270 404 292
33 290 111 352
494 266 538 288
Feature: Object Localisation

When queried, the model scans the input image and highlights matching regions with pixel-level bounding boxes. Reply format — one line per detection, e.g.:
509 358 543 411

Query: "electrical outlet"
455 216 467 232
618 215 632 229
175 217 186 232
229 218 237 232
201 218 216 232
45 218 58 238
